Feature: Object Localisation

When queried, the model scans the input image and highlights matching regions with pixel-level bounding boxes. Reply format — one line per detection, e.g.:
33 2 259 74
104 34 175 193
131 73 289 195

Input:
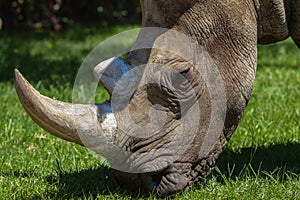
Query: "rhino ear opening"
14 69 117 147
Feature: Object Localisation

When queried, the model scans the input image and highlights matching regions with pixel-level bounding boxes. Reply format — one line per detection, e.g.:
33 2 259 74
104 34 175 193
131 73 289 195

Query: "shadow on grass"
257 38 300 68
2 51 80 84
36 166 151 199
46 166 117 198
0 31 81 83
0 23 133 84
216 143 300 179
29 143 300 199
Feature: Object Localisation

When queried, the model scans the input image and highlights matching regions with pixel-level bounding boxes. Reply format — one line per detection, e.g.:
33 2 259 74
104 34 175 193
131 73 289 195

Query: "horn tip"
14 68 27 86
14 68 23 79
14 68 40 107
14 68 20 73
14 68 21 80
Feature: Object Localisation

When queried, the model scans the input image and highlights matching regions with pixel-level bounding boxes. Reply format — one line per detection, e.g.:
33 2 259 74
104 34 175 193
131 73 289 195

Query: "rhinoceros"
14 0 299 195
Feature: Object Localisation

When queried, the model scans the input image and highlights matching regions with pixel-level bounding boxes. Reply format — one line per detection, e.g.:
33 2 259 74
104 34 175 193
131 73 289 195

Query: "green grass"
0 25 299 199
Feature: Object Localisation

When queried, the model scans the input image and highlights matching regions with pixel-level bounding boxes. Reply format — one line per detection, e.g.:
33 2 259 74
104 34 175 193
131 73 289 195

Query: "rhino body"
15 0 299 194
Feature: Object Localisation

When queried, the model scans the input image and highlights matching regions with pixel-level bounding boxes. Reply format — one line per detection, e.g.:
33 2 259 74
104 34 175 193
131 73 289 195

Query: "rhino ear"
14 69 117 147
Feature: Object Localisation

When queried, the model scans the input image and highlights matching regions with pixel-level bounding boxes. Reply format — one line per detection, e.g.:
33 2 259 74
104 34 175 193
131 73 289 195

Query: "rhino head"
15 0 299 195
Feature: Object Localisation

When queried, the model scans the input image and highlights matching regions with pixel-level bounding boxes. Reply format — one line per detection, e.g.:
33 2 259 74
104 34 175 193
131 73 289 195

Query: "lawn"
0 24 299 199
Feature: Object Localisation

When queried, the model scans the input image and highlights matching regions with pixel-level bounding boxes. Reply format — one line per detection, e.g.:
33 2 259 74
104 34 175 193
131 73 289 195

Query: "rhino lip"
14 69 117 146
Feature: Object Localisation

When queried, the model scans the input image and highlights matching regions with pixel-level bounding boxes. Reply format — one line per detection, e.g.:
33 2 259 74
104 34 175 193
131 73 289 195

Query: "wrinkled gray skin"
15 0 299 195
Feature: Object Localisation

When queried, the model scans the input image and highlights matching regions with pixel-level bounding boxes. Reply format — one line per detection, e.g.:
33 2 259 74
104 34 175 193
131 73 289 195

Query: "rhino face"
15 0 261 195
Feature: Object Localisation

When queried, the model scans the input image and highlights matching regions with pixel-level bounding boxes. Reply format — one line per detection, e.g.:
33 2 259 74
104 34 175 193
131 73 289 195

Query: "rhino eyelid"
180 68 190 76
179 68 193 80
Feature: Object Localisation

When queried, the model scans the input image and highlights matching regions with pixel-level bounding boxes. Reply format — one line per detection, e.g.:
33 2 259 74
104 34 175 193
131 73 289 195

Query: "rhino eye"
180 68 191 78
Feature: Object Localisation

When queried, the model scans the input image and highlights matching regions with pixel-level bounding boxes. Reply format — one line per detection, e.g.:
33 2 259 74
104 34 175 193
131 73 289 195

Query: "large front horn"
14 59 125 146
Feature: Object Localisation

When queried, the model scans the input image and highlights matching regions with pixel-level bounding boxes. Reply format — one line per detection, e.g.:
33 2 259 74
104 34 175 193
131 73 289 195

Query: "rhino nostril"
152 180 158 188
151 173 163 188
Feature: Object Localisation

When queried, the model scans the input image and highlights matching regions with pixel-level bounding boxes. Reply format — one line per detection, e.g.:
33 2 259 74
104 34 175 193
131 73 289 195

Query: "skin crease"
113 0 300 194
14 0 300 195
